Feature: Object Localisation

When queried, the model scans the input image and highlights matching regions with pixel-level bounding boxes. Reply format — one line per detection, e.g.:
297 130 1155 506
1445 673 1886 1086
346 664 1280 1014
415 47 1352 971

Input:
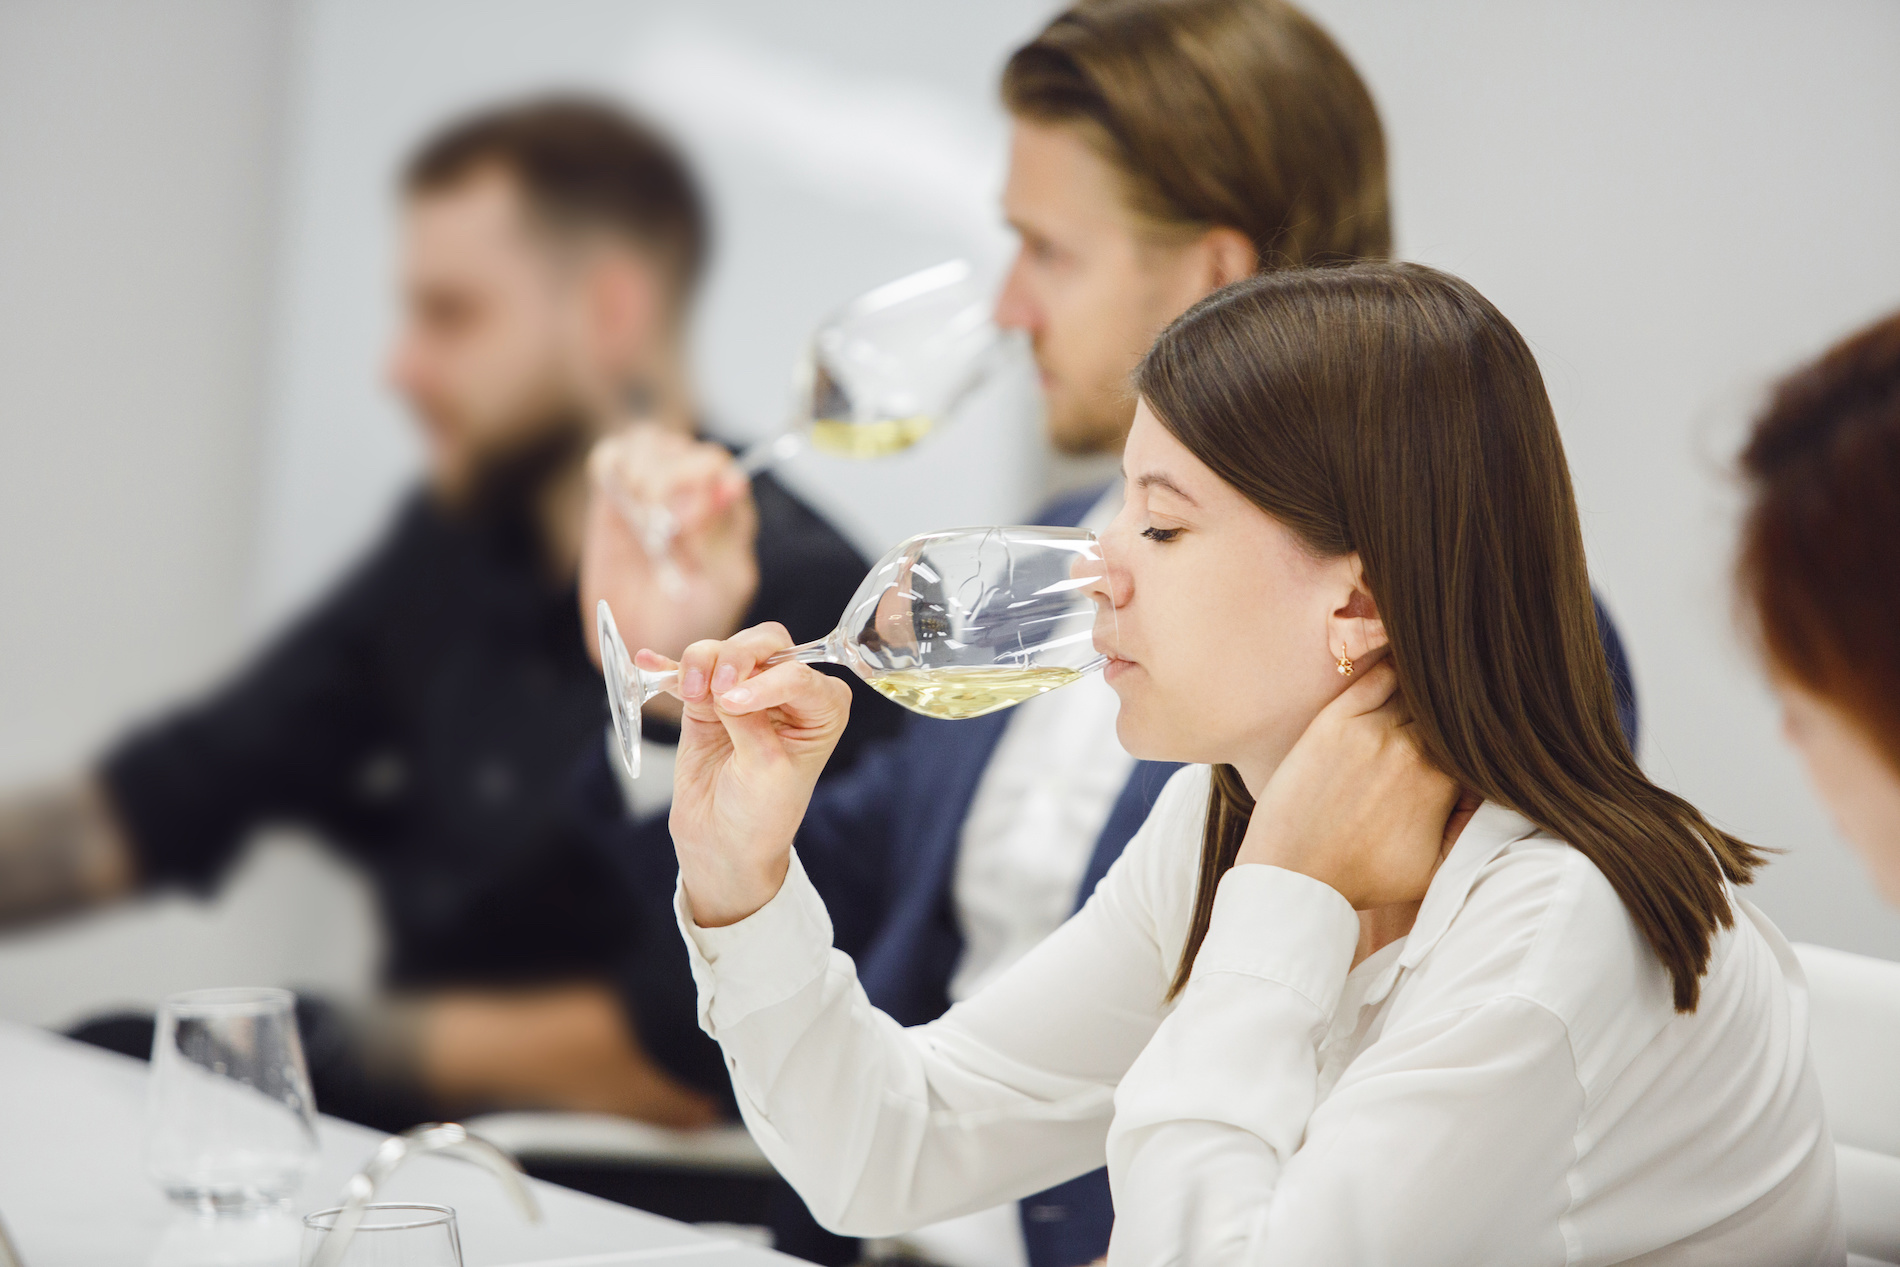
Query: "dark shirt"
101 472 900 999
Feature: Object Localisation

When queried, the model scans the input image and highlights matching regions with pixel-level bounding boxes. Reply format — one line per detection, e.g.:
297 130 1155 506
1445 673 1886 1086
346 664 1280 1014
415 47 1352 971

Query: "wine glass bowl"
609 260 1022 583
794 259 1015 463
831 526 1111 718
302 1204 462 1267
597 525 1114 776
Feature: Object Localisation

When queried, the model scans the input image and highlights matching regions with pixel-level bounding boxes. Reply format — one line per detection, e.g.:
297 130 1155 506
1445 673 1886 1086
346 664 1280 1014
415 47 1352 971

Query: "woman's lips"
1104 655 1136 684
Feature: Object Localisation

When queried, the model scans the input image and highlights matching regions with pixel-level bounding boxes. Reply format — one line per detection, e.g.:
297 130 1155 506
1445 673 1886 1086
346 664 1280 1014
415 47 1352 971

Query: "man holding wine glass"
0 95 896 1140
582 1 1637 1263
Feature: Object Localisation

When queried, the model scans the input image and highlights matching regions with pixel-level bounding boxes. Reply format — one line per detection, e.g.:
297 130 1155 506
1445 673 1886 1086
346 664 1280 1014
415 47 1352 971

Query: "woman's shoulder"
1401 815 1679 1054
1089 764 1213 954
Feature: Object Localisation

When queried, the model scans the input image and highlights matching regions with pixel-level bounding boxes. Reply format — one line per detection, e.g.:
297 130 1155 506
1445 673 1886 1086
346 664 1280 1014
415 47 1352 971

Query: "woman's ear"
1326 553 1388 668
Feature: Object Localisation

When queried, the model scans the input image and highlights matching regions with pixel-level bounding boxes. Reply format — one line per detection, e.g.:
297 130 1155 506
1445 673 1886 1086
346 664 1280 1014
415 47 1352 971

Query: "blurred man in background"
0 96 894 1133
586 1 1636 1263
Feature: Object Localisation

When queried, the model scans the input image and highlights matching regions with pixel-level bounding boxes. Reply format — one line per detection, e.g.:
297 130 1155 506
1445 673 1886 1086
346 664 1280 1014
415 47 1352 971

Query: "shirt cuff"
674 847 835 1035
1190 864 1360 1016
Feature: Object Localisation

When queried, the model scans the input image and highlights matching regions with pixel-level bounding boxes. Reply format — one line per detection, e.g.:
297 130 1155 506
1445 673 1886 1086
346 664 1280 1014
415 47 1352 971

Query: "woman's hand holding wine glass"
1237 659 1477 912
639 625 853 929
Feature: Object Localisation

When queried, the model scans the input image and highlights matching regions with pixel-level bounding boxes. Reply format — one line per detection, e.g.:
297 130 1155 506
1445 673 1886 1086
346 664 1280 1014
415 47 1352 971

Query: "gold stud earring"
1337 643 1354 676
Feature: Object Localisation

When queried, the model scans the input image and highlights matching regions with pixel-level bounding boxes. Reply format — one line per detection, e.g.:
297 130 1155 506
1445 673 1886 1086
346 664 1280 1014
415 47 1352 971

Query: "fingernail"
683 667 706 698
720 686 753 708
711 663 738 694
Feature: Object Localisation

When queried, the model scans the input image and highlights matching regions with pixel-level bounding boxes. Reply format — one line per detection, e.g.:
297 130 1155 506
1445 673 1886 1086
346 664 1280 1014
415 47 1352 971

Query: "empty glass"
598 524 1114 776
307 1123 540 1267
302 1205 461 1267
146 987 318 1212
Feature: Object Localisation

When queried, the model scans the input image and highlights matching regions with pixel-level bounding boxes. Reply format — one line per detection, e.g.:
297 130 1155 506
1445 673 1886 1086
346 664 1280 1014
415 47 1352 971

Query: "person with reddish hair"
1739 307 1900 903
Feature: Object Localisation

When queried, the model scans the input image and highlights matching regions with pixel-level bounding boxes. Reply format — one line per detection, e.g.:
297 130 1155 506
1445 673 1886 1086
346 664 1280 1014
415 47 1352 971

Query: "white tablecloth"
0 1021 792 1267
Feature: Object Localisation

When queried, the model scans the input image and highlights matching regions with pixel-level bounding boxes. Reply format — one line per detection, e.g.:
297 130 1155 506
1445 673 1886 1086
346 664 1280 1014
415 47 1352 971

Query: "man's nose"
992 251 1036 332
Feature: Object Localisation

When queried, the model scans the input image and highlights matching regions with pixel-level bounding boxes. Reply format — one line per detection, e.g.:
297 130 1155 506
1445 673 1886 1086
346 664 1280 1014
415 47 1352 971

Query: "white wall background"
0 0 376 1027
1 0 1897 1029
0 1 286 781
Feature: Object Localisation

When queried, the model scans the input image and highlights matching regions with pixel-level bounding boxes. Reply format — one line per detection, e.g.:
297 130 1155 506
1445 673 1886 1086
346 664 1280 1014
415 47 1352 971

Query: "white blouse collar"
1398 799 1544 973
1339 800 1546 1011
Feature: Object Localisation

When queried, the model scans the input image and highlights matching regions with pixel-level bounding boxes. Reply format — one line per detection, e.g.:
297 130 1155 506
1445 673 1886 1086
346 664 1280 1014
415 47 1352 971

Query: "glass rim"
900 523 1101 549
302 1202 457 1231
831 257 974 322
160 985 296 1015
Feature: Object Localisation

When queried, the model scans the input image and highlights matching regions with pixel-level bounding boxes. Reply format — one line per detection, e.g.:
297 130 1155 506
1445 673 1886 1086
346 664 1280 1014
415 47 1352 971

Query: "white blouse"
678 765 1844 1264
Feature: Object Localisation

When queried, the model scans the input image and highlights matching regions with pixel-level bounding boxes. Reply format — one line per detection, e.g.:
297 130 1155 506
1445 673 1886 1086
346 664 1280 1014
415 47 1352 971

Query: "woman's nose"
1078 529 1131 611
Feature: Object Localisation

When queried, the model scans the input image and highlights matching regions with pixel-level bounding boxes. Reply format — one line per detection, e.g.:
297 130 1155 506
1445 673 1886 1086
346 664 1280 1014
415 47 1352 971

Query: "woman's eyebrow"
1135 471 1199 506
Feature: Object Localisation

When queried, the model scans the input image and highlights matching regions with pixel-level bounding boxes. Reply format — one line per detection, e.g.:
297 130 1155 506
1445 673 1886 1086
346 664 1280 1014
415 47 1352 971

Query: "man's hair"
1002 0 1389 268
404 95 709 299
1739 308 1900 778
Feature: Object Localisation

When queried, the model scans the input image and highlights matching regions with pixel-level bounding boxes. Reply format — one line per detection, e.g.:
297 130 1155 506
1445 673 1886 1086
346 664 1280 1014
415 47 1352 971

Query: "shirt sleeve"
676 775 1196 1237
98 525 398 890
1106 863 1581 1266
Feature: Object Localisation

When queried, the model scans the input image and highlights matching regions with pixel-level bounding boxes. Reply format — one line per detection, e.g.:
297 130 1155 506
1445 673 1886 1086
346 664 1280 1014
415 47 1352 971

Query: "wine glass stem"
735 429 805 477
762 638 835 668
634 638 829 704
636 666 681 703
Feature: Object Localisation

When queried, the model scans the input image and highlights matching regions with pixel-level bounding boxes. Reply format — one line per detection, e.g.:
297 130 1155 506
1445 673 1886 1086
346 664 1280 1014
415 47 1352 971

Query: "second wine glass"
615 260 1022 579
741 258 1019 473
598 525 1115 777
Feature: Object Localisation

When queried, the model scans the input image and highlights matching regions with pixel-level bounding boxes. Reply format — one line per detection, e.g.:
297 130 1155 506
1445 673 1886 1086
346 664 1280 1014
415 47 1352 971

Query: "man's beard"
1047 392 1137 457
438 411 593 553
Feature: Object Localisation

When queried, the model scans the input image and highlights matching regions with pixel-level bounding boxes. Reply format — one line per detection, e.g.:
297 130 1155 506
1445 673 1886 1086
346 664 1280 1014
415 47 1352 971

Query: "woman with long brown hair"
631 264 1841 1261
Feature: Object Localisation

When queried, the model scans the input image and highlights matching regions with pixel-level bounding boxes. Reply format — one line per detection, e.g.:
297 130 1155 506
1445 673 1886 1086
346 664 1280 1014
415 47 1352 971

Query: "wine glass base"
597 600 643 778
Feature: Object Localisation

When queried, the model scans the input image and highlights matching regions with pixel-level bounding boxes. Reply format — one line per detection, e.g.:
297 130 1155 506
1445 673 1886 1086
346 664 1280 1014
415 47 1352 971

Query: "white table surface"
0 1021 794 1267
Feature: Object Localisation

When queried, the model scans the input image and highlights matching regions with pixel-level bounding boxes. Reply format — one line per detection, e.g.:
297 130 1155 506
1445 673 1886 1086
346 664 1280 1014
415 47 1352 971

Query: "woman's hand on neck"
1233 660 1466 912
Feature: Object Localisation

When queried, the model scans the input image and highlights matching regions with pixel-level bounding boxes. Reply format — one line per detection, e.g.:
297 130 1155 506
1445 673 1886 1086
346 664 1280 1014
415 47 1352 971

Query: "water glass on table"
145 986 319 1212
303 1205 462 1267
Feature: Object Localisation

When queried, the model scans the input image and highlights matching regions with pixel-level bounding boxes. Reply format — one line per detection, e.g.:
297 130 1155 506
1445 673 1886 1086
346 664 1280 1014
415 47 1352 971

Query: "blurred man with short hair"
0 95 895 1133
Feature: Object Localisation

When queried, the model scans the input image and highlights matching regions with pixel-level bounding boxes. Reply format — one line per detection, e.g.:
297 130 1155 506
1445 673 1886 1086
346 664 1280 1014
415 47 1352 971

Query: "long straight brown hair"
1139 263 1761 1012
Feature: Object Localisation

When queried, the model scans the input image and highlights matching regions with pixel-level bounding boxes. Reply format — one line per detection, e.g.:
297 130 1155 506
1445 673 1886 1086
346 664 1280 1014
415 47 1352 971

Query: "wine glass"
145 986 319 1213
597 525 1114 776
302 1205 461 1267
743 258 1018 472
618 259 1020 568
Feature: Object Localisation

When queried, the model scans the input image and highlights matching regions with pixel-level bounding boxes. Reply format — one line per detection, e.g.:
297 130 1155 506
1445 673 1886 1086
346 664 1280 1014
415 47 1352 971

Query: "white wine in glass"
615 261 1021 574
598 525 1114 776
740 258 1020 474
